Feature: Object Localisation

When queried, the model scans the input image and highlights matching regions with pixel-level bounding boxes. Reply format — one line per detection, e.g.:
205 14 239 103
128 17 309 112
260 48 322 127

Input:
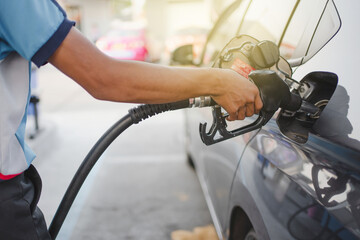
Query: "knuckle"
227 115 236 121
229 106 238 114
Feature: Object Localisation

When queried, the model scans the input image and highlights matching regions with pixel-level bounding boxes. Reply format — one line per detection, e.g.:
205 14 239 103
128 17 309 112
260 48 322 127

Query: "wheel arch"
228 178 271 240
229 206 253 240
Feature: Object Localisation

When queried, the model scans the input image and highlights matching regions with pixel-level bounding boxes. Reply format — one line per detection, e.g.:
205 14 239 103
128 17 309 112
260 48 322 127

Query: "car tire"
244 229 258 240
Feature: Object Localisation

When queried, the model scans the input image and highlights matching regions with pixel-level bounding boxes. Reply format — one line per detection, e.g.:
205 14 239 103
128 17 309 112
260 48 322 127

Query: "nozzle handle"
249 70 302 113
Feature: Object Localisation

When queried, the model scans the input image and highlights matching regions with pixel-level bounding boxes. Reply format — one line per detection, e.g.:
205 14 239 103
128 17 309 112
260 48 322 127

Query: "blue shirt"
0 0 74 179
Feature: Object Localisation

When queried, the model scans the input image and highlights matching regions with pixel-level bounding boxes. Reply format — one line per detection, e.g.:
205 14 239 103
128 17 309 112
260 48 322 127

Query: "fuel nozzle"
199 70 315 145
249 70 302 115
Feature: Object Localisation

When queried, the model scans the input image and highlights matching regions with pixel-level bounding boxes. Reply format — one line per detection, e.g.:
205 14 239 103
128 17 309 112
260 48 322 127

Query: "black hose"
49 100 190 239
48 114 133 239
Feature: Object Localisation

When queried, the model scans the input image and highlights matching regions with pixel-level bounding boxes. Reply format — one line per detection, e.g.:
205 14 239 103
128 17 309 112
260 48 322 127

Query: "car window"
201 0 297 67
281 0 341 66
201 0 341 68
238 0 297 43
200 0 251 67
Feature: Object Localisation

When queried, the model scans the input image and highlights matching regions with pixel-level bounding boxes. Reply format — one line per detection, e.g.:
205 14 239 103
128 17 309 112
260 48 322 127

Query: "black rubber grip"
170 99 191 110
129 100 189 124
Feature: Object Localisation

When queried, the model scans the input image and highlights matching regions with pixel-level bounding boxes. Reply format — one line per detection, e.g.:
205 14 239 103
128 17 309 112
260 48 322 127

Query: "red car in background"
96 22 148 61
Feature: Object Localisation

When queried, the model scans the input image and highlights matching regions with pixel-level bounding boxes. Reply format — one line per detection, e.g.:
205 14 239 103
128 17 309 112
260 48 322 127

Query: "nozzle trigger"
199 106 273 145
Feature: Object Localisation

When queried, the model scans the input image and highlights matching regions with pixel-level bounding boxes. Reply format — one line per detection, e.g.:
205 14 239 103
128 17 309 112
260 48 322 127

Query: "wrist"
207 68 227 97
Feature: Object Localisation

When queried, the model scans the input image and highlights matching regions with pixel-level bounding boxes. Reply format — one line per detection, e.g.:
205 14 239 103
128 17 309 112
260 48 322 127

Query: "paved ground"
27 65 214 240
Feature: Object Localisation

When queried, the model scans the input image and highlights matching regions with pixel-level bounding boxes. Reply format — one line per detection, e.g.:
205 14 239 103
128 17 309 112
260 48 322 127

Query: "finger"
245 103 255 117
226 114 236 121
237 106 246 120
223 103 240 121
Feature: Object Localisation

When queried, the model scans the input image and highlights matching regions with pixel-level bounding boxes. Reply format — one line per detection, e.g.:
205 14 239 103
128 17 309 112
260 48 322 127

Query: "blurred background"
57 0 233 63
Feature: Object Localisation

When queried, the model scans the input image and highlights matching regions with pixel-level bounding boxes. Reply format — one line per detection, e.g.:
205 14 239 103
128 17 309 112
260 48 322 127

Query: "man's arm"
49 27 262 120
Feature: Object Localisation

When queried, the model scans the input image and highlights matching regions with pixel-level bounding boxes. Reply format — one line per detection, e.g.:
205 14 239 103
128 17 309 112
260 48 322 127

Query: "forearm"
98 60 224 103
49 27 221 104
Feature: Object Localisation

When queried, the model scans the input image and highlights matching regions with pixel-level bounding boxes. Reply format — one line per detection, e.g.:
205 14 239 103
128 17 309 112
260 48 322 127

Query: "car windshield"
202 0 341 67
200 0 249 66
237 0 297 43
279 0 341 66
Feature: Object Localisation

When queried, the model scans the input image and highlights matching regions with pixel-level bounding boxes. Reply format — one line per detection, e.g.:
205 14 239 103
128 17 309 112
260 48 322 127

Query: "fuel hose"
48 74 308 238
48 97 214 239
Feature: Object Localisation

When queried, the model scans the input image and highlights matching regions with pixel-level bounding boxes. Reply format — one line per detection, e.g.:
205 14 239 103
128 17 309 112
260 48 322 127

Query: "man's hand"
210 69 263 121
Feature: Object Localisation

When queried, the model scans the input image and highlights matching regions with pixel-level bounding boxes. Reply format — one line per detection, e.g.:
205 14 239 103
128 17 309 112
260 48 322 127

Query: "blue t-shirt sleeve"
0 0 75 67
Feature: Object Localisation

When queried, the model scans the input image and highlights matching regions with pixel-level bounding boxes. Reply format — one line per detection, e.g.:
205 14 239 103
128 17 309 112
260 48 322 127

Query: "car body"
95 21 148 61
177 0 360 239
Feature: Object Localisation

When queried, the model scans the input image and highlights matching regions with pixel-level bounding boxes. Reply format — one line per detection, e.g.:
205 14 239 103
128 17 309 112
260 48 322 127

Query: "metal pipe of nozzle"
189 96 215 108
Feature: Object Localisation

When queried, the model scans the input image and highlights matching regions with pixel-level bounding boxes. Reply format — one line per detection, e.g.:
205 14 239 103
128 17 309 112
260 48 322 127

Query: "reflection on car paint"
251 131 360 239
